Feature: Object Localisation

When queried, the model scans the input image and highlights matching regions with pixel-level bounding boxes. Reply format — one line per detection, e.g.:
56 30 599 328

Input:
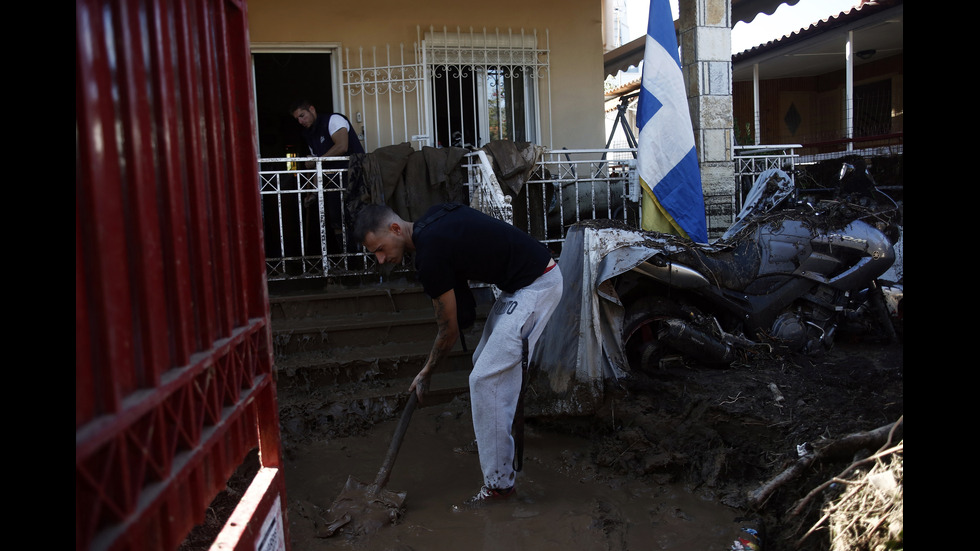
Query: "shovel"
317 391 419 537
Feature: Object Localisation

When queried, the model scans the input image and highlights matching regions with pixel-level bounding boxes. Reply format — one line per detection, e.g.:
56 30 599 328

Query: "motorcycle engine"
770 311 836 353
769 312 808 350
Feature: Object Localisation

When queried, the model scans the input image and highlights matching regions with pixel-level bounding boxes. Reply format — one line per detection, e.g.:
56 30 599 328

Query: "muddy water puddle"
284 397 745 550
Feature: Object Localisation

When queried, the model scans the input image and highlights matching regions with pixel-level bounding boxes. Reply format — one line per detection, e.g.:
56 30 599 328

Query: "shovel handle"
372 391 419 489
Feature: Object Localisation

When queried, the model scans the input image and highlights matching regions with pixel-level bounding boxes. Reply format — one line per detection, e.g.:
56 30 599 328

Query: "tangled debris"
530 337 903 551
800 439 903 550
749 418 904 510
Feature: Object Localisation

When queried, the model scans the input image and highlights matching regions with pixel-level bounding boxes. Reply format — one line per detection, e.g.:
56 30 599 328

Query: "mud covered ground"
566 337 904 550
181 334 902 551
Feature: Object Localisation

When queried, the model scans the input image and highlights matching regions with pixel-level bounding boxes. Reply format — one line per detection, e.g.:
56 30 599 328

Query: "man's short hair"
353 204 396 244
288 99 314 115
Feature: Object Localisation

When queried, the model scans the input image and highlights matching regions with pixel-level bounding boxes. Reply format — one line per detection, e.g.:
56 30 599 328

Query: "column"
678 0 735 237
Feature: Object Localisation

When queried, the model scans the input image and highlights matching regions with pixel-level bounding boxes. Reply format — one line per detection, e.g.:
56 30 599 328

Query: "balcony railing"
258 156 367 281
733 144 800 211
258 146 800 281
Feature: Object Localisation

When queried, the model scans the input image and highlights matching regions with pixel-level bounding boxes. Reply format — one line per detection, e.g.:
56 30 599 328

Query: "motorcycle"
615 162 902 371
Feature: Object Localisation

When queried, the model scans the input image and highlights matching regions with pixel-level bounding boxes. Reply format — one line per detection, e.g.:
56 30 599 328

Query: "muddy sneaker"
452 485 516 511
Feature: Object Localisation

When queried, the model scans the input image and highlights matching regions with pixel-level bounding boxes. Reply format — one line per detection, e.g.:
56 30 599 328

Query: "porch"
259 144 806 282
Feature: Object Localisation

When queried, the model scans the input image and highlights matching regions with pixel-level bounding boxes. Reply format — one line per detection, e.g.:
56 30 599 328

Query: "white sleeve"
327 114 349 136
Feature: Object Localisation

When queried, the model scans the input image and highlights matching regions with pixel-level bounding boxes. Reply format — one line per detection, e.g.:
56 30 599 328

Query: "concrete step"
278 352 470 447
271 283 491 353
272 308 436 356
269 281 434 322
269 279 491 438
277 361 473 444
271 305 489 356
275 336 479 386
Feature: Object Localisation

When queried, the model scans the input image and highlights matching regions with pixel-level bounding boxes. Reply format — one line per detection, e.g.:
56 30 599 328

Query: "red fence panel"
75 0 287 549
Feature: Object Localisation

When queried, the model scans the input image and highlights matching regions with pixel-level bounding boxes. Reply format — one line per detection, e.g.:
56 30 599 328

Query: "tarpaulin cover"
526 222 665 416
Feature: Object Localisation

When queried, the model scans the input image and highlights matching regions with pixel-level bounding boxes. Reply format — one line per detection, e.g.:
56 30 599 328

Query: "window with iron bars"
423 27 548 150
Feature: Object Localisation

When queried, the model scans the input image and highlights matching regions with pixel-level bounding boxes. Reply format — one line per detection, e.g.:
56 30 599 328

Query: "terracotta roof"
604 78 641 99
604 79 641 111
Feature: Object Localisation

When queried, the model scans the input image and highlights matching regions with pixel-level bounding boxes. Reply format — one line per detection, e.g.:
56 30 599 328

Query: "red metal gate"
75 0 288 549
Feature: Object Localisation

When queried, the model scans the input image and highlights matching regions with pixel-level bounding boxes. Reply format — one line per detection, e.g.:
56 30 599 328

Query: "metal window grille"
339 26 552 152
422 26 551 150
343 43 427 151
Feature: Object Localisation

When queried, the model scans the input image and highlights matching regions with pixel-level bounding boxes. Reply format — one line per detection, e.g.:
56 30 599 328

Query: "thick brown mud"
284 395 748 550
181 339 901 551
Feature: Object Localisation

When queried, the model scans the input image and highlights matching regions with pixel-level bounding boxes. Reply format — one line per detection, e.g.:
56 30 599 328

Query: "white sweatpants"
469 265 563 489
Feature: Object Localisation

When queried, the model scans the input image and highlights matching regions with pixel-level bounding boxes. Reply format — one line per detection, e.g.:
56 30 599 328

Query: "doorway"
252 52 335 159
252 52 337 262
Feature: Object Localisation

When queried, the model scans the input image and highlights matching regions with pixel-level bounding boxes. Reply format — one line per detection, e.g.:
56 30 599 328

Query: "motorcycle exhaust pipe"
659 319 737 364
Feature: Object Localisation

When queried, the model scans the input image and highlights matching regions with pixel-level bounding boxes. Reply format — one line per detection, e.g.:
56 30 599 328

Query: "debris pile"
803 441 904 550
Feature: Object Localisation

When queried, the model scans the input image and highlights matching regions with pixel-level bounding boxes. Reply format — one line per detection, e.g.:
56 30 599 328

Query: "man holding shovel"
354 202 563 506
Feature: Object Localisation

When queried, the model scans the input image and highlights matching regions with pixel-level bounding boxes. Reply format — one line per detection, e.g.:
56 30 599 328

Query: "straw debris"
799 441 903 550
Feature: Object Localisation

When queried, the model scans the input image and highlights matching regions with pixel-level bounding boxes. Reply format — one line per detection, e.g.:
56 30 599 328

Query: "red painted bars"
75 0 288 549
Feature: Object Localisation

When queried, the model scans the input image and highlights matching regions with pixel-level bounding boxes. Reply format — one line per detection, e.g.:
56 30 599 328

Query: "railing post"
316 159 329 276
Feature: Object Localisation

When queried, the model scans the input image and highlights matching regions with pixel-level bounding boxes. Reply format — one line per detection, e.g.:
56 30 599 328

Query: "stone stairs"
268 278 490 443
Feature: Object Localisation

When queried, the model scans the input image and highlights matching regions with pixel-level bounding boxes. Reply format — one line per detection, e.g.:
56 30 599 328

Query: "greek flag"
636 0 708 243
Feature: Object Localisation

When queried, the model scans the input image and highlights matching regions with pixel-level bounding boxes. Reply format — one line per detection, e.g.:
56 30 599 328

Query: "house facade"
247 0 760 251
245 0 609 158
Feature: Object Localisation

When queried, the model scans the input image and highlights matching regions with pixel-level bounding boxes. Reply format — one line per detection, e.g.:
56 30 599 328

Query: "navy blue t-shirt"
413 204 552 299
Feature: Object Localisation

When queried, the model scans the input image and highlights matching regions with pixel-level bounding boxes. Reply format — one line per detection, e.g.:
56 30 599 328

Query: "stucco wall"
246 0 606 151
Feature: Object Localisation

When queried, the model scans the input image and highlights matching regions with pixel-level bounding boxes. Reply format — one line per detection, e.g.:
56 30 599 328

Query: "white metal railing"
258 155 369 281
258 146 805 281
499 148 639 251
259 148 643 281
343 43 427 151
733 144 800 212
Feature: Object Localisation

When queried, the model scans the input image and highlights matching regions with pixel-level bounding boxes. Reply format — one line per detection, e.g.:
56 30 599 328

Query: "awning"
732 0 801 25
603 36 646 78
603 0 802 77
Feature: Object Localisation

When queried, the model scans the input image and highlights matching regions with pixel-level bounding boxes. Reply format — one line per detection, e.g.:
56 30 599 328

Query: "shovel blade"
317 476 408 537
318 393 417 537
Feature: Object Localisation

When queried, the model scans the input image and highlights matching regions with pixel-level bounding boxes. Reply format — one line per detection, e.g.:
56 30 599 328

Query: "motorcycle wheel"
622 297 684 374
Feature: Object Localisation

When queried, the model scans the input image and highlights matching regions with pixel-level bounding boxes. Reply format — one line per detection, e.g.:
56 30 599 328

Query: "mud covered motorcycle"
615 163 902 371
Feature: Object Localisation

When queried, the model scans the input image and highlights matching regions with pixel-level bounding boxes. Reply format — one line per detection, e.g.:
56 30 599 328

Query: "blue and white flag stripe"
636 0 708 243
